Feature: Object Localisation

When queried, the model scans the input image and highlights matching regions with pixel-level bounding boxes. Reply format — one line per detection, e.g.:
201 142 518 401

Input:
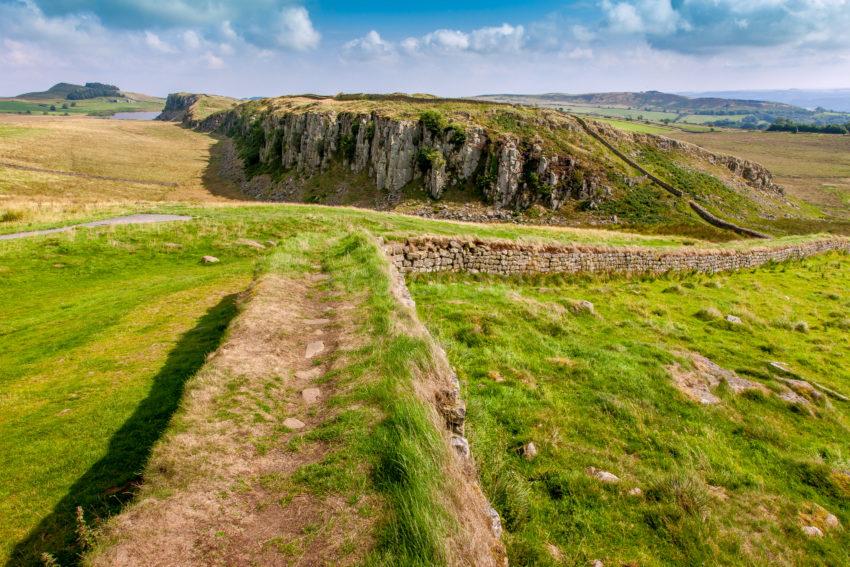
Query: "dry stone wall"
387 236 850 276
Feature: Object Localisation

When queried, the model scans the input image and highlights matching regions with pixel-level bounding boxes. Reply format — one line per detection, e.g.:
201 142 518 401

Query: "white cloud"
470 24 525 52
144 31 174 53
1 39 40 67
343 30 396 61
422 29 470 51
276 7 320 51
221 20 238 41
182 30 202 50
603 0 688 35
203 51 225 69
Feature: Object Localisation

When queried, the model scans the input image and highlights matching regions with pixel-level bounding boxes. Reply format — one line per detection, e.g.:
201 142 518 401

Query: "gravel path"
0 214 192 241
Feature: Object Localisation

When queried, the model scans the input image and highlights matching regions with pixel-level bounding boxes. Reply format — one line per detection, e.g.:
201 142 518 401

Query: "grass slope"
409 254 850 566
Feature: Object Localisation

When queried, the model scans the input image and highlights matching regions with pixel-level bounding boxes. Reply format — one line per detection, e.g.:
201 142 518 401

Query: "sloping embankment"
574 116 770 239
387 236 850 276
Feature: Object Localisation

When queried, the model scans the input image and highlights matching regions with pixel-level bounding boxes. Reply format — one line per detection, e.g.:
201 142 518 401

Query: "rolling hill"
477 91 850 129
1 82 164 117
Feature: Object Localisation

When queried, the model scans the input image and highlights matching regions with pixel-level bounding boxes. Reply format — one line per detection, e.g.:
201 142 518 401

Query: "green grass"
590 118 675 135
0 97 163 117
0 206 465 565
0 214 292 564
409 253 850 566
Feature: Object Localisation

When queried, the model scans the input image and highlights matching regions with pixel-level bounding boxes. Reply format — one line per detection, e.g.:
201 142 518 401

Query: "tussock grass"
409 253 850 565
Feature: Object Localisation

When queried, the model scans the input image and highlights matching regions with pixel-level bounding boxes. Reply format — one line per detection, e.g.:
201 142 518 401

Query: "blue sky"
1 1 849 97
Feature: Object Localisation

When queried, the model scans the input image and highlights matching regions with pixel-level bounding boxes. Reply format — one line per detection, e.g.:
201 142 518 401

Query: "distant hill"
17 82 123 101
478 91 798 113
1 82 164 117
680 89 850 113
476 91 850 129
16 82 86 100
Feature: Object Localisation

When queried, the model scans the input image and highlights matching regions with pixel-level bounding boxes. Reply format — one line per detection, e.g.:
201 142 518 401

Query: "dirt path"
88 273 374 566
0 214 191 241
0 160 178 187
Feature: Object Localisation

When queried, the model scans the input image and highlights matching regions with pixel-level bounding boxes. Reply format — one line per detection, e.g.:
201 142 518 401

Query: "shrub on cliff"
417 148 445 173
420 110 447 136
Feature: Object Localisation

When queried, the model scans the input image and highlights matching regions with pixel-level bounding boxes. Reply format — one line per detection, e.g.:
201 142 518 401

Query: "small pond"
110 111 160 120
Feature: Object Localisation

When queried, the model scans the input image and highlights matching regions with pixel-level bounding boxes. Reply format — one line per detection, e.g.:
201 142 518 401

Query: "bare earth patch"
668 351 769 405
89 274 374 566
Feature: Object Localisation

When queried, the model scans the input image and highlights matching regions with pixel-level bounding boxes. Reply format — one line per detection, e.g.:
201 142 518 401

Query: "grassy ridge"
409 254 850 565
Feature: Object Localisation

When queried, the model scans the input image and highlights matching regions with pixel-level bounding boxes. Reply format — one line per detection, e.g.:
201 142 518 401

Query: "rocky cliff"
166 94 790 236
195 96 623 211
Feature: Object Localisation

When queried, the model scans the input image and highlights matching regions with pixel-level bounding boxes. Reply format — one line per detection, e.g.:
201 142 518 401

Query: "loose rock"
301 388 321 404
305 341 325 358
236 238 266 250
725 314 743 325
801 525 824 538
201 255 220 264
284 418 305 430
521 442 538 460
628 487 643 497
825 514 841 529
587 467 620 483
295 368 322 381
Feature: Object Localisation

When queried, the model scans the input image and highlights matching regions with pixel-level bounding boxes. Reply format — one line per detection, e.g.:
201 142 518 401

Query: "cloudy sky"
1 0 849 97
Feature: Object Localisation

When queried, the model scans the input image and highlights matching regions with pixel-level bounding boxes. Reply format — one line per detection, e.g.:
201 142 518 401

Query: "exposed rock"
668 351 769 404
295 368 322 380
725 314 743 325
201 255 220 264
801 525 824 538
587 467 620 484
304 341 325 358
590 560 604 567
283 418 305 430
521 442 538 461
825 514 841 529
628 487 643 497
487 506 503 538
236 238 266 250
545 543 563 562
301 388 321 404
435 388 466 435
451 435 470 458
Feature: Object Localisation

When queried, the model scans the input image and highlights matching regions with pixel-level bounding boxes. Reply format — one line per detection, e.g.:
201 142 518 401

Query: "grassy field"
0 206 508 565
0 97 163 117
2 112 849 565
409 255 850 566
669 130 850 218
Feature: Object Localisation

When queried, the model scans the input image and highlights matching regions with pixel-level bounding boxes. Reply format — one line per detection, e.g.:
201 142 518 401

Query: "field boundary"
387 236 850 276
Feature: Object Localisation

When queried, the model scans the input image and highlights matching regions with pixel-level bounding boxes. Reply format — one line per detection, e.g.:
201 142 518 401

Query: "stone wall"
386 236 850 276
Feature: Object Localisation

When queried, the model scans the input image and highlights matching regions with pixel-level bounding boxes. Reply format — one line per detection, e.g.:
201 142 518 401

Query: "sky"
1 0 849 98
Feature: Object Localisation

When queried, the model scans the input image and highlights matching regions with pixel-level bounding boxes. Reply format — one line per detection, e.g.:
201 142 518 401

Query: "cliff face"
211 104 610 211
156 93 200 123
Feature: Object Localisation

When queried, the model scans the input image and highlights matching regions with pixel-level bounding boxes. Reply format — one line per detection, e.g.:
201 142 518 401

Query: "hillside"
1 82 164 117
159 92 822 239
478 91 850 130
1 103 848 566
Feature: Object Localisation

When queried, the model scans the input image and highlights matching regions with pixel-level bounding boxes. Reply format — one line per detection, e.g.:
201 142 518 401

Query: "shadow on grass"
201 136 256 201
7 294 239 566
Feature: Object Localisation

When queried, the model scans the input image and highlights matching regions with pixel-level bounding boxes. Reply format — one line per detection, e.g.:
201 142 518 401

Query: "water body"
110 111 160 120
